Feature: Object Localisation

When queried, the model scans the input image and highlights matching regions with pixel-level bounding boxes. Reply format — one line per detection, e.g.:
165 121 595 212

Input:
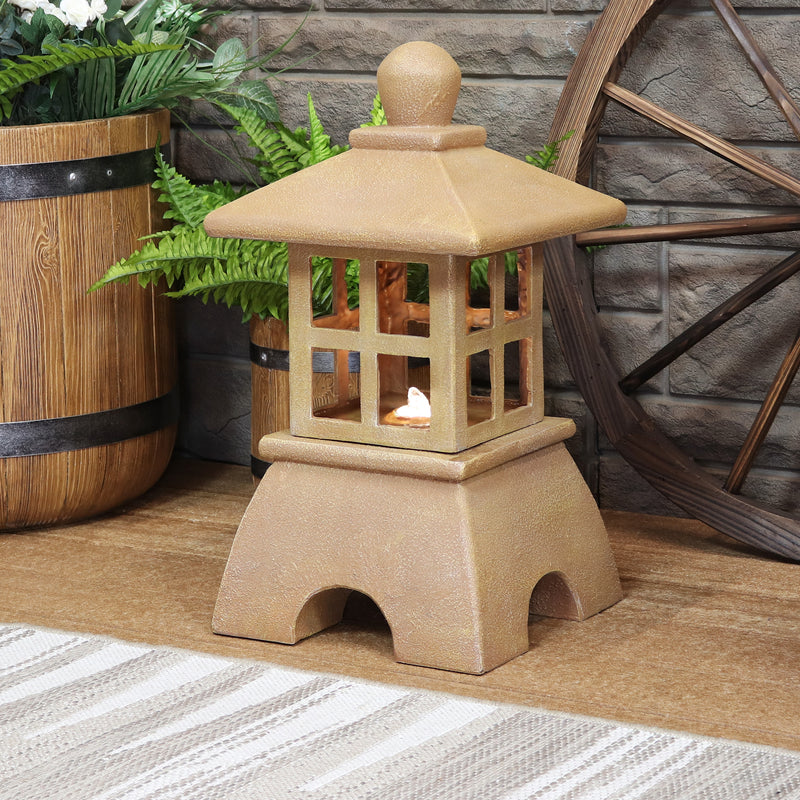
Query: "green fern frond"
275 122 313 166
309 256 360 317
360 93 387 127
218 102 306 183
169 238 290 321
0 40 180 119
526 130 574 171
151 147 230 228
306 93 347 166
89 226 261 292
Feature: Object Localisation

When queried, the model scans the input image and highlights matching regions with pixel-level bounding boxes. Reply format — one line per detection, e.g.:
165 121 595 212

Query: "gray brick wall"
175 0 800 518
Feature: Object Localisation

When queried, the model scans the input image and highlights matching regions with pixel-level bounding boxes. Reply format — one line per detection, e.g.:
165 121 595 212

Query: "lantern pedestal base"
212 418 622 674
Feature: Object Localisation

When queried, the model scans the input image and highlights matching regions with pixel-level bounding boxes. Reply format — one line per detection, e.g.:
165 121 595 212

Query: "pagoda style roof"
204 42 626 258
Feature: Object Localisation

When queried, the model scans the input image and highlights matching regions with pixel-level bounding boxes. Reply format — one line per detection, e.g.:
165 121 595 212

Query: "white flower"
60 0 93 29
10 0 70 22
10 0 105 27
9 0 41 12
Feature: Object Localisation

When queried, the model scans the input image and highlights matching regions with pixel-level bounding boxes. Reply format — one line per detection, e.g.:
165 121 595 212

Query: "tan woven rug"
1 624 799 800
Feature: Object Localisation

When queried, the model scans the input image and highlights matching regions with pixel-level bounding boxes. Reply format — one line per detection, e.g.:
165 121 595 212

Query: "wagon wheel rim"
545 0 800 559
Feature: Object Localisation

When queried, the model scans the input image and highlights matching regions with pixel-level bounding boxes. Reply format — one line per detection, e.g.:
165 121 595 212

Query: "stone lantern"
204 42 627 674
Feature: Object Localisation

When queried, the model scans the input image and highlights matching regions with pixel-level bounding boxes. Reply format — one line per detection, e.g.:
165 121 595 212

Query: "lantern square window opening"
467 349 494 427
504 337 535 406
311 348 362 423
377 261 431 338
311 256 360 331
379 354 432 429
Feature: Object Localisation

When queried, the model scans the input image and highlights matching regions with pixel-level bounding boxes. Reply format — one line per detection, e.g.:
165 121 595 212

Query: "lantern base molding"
212 418 623 674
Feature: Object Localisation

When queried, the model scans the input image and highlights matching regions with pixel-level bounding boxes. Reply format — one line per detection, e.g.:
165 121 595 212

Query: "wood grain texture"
575 212 800 246
250 316 291 461
725 329 800 494
548 0 670 185
1 458 798 751
544 236 800 560
0 110 176 529
546 0 800 559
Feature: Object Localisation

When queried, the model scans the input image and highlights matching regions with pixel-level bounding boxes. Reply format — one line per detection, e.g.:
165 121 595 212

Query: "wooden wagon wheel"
544 0 800 559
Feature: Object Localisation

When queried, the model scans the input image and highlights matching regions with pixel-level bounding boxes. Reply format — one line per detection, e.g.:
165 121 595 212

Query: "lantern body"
205 41 626 674
288 244 543 453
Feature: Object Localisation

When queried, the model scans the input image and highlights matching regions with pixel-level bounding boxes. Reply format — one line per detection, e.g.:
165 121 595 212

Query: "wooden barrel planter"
0 110 178 529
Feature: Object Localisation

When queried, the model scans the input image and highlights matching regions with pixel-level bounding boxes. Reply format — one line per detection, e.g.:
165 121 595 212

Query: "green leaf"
104 0 123 20
104 17 133 46
212 37 247 85
170 238 291 322
0 40 182 120
218 101 307 183
360 92 387 127
0 39 22 57
526 130 574 172
306 93 347 166
224 79 280 123
151 146 230 228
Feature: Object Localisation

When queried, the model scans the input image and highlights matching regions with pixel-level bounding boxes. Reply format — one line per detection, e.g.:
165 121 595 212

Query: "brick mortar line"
268 71 571 84
631 392 800 412
250 10 593 20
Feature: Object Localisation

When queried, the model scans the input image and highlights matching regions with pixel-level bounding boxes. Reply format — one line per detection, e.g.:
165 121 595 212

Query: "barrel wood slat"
0 110 177 528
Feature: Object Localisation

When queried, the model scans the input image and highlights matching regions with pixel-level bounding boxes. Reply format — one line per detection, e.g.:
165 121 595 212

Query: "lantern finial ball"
377 41 461 128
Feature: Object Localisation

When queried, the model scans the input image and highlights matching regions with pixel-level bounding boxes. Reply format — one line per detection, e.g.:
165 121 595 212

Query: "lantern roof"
204 42 626 257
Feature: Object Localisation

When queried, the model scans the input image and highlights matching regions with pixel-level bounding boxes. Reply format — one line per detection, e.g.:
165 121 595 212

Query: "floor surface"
1 458 798 751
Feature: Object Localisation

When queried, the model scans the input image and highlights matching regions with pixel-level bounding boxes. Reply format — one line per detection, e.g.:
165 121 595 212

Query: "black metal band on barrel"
0 388 179 458
0 147 163 201
249 342 362 373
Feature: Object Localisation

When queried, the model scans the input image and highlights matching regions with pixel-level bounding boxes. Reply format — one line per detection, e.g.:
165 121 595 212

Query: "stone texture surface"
632 396 800 472
177 299 250 360
260 16 590 77
173 0 800 519
595 141 800 208
326 0 545 9
214 0 317 7
597 310 668 394
601 15 800 143
592 204 666 311
177 356 252 465
597 453 685 517
667 244 800 404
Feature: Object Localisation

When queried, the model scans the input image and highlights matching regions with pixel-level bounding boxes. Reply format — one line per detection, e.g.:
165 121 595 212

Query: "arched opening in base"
294 587 392 642
529 571 582 620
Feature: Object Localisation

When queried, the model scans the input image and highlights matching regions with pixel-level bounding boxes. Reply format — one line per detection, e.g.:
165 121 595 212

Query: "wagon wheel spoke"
602 82 800 198
619 249 800 393
724 328 800 494
576 212 800 247
710 0 800 140
545 0 800 560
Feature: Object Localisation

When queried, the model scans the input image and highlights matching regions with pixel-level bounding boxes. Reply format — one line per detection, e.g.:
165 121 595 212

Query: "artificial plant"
0 0 265 125
92 96 573 321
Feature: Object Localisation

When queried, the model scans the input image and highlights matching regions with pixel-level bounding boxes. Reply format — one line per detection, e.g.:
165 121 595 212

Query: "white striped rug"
1 625 799 800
